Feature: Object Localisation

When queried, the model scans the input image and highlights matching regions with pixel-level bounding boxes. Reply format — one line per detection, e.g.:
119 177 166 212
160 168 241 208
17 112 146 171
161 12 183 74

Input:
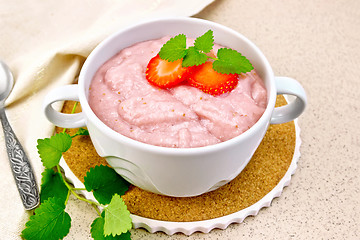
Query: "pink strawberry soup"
88 37 267 148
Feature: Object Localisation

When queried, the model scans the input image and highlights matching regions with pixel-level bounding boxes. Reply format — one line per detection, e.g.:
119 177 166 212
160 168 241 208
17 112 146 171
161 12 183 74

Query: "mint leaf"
194 30 214 53
91 217 107 240
182 46 208 67
158 34 187 62
104 194 132 237
71 128 89 138
91 216 131 240
22 197 71 240
40 168 68 205
84 165 130 205
213 48 254 74
37 133 72 168
157 30 254 76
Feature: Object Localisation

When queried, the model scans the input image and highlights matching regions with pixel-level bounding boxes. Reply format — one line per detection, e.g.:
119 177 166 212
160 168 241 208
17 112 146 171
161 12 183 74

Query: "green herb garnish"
22 106 132 240
21 197 71 240
159 30 254 74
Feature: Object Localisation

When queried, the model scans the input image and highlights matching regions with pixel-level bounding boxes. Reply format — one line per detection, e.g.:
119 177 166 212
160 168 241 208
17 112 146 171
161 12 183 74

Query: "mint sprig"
37 133 72 169
91 213 131 240
103 194 132 236
159 30 254 74
84 165 130 205
193 29 214 53
158 34 187 61
40 168 68 205
213 48 254 74
22 197 71 240
22 103 132 240
182 46 208 67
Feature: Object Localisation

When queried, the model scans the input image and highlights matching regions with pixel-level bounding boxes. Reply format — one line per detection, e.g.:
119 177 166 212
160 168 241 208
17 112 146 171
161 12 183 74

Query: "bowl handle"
43 84 86 128
270 76 307 124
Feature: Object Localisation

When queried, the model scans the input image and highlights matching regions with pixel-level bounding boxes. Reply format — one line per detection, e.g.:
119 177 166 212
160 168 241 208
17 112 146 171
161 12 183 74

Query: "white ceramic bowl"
43 17 307 197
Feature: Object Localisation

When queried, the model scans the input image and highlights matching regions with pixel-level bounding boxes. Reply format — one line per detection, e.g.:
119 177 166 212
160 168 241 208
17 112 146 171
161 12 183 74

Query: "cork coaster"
57 95 296 223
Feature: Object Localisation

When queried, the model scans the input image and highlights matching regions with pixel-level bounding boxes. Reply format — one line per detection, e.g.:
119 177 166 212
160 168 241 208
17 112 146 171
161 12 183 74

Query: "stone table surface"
128 1 360 239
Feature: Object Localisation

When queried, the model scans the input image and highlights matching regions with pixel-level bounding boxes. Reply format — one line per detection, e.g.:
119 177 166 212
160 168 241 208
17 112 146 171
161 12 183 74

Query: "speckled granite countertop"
128 1 359 239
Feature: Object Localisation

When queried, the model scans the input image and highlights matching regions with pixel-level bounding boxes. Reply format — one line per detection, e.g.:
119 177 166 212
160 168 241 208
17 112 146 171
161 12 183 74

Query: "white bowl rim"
78 16 276 156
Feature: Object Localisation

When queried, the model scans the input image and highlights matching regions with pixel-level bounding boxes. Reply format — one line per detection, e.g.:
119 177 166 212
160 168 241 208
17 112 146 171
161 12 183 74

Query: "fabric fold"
0 0 214 239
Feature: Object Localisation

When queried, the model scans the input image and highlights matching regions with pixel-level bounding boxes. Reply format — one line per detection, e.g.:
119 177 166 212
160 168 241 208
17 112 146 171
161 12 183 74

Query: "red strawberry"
145 55 192 88
187 61 239 96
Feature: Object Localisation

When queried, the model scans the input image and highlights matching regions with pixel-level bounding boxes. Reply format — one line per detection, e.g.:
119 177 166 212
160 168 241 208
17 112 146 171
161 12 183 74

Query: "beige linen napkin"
0 0 214 239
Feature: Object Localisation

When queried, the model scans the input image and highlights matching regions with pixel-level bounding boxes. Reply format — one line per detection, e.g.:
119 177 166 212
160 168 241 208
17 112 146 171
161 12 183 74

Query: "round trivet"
58 96 300 235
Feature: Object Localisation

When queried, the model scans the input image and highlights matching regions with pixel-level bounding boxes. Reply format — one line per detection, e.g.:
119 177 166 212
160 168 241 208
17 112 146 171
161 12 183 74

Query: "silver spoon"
0 60 39 210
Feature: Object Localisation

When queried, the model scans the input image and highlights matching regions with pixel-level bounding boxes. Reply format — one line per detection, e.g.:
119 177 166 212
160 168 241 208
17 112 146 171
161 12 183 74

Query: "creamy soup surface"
88 37 267 148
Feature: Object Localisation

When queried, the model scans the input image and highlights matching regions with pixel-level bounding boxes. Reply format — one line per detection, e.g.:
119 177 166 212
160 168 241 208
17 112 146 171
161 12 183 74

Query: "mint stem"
72 187 87 191
56 164 102 216
208 56 218 61
62 101 79 134
64 188 71 205
58 102 102 216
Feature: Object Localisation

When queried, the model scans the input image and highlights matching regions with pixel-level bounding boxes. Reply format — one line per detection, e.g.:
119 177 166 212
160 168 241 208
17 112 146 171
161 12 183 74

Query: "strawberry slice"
187 61 239 96
145 55 191 88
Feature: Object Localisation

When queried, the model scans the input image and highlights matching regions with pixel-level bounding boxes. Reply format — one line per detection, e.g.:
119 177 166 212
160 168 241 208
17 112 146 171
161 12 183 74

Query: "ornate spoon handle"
0 107 39 210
